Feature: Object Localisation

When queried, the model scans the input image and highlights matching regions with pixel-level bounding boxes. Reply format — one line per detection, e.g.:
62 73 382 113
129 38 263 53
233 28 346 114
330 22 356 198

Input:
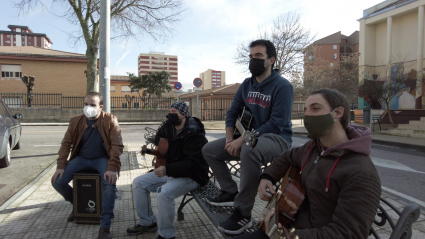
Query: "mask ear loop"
331 108 338 122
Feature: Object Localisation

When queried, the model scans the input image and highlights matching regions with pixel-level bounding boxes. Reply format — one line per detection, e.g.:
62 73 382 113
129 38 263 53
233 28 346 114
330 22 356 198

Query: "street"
1 125 424 212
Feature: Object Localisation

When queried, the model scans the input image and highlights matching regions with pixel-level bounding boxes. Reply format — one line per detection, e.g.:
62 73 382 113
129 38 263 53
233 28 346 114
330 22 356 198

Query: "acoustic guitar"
141 137 168 168
234 106 259 148
258 165 306 238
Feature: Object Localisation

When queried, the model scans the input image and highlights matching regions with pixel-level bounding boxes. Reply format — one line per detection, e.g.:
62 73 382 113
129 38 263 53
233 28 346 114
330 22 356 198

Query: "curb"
371 139 425 152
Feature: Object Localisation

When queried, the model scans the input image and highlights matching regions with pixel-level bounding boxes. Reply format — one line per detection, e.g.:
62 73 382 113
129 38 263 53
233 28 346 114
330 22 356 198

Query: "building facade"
199 69 226 90
0 25 52 49
138 51 178 87
305 31 359 70
0 46 87 96
359 0 425 109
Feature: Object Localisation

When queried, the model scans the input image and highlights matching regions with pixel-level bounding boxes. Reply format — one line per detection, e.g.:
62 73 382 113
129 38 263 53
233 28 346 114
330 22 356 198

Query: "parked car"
0 100 23 168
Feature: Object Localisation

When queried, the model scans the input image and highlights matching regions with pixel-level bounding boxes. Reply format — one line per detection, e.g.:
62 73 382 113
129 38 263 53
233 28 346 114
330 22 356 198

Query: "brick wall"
0 58 87 96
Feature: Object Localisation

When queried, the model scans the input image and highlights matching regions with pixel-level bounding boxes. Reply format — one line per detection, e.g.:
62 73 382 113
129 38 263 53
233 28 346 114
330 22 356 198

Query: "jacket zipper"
305 155 320 180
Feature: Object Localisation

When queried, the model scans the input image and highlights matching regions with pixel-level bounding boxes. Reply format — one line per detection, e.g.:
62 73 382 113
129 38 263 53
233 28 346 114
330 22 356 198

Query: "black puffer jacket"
154 117 209 186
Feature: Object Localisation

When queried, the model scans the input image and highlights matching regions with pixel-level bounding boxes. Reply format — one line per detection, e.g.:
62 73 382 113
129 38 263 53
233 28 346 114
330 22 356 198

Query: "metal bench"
143 127 421 239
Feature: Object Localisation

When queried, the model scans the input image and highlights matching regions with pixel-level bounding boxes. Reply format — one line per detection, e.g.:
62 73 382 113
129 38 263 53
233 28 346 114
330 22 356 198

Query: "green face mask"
303 109 336 139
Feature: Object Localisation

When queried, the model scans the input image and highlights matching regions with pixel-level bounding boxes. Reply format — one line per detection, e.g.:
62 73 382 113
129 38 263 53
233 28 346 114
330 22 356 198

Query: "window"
333 54 337 59
28 42 31 45
333 45 337 49
110 85 116 92
7 35 10 38
330 63 334 67
1 64 22 78
121 86 131 92
29 36 31 39
122 103 128 109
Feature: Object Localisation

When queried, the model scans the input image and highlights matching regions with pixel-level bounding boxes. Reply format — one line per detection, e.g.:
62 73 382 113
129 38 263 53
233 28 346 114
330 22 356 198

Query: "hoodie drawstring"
325 156 341 192
300 141 314 174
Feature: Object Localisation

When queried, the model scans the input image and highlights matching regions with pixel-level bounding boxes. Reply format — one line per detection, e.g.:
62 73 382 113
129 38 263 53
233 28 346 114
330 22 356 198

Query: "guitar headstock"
243 129 259 148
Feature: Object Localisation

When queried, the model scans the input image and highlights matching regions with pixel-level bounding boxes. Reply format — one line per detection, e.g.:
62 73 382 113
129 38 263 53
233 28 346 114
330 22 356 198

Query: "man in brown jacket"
51 92 124 239
239 88 381 239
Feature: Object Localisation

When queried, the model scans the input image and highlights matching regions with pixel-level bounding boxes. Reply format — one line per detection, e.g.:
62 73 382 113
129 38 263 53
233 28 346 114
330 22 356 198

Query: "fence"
195 98 305 121
0 93 174 110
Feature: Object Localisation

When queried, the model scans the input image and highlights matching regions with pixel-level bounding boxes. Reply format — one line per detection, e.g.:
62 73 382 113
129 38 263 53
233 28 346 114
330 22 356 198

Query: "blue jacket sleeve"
255 84 293 135
225 84 245 128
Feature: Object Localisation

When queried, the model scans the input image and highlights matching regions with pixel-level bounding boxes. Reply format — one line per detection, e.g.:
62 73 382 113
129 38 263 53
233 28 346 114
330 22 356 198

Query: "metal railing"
0 93 174 110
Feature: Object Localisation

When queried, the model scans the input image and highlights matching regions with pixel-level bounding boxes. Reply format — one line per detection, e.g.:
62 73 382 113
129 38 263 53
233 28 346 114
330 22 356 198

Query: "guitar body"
234 106 258 148
142 137 168 168
234 107 254 139
259 166 306 237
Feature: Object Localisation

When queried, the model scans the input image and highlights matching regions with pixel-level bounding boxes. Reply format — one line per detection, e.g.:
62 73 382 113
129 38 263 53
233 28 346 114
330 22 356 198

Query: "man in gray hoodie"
240 88 381 239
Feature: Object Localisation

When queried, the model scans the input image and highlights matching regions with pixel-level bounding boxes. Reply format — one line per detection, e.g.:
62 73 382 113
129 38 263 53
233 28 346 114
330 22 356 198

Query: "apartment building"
199 69 226 90
0 25 52 49
138 51 178 87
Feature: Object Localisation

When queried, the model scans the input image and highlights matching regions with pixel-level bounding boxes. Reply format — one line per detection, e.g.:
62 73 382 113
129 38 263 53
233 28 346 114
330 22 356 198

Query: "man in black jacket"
126 102 209 239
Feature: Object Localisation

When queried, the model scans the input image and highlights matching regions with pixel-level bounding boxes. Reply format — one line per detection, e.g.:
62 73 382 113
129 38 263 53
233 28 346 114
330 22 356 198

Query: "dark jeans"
51 156 116 228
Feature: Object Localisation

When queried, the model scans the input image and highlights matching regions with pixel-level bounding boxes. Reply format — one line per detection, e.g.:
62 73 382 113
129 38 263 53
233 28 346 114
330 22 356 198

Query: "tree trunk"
85 44 98 94
386 98 395 127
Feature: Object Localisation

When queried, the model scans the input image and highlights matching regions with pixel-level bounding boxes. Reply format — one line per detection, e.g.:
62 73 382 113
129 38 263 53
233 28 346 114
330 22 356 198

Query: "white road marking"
382 186 425 208
371 157 425 175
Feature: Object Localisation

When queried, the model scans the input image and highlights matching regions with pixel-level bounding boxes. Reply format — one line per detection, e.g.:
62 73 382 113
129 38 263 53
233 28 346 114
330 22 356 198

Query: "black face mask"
166 113 180 125
249 58 267 76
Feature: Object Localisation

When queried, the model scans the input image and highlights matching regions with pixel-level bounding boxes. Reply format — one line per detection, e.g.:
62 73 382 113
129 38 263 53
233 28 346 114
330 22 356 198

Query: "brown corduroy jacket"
261 125 381 239
56 111 124 174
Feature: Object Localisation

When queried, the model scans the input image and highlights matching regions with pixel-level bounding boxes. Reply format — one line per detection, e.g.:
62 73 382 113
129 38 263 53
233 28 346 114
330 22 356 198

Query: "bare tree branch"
14 0 184 93
234 12 315 78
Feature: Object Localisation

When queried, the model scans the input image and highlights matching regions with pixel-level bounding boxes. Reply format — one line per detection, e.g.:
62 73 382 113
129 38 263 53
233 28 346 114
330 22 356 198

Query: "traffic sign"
174 82 182 90
193 78 203 87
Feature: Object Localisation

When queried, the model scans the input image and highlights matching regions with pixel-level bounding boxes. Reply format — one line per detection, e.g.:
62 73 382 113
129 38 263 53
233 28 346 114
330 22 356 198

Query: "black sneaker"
126 222 158 235
218 208 252 235
156 236 175 239
206 191 238 206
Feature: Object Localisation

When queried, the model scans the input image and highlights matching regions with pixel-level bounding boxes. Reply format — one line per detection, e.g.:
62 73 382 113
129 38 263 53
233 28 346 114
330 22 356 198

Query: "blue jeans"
132 171 199 238
51 156 116 228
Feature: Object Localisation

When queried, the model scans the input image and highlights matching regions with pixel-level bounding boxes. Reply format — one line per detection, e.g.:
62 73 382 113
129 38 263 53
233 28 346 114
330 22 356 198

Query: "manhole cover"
0 184 6 189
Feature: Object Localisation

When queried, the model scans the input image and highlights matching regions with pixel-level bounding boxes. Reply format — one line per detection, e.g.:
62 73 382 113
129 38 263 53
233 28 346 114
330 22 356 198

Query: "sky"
0 0 385 91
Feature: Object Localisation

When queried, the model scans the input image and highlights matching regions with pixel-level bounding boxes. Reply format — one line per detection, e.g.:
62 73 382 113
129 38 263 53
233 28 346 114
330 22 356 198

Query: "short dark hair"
310 88 350 128
249 39 277 68
85 92 103 105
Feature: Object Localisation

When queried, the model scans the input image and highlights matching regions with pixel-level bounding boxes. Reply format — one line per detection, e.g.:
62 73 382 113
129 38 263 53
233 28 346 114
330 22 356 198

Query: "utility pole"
99 0 111 112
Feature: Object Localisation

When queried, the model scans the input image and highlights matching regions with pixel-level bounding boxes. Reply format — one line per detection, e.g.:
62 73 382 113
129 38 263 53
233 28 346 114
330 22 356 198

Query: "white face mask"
84 105 98 118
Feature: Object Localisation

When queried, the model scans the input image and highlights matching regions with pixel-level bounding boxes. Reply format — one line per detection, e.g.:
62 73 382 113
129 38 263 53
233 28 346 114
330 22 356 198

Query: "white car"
0 100 23 168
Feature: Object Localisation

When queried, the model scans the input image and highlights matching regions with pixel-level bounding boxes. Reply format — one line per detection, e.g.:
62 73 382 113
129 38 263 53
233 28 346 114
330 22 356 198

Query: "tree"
303 52 359 105
234 12 315 77
21 75 35 107
15 0 184 93
128 71 172 109
362 62 409 126
128 71 172 97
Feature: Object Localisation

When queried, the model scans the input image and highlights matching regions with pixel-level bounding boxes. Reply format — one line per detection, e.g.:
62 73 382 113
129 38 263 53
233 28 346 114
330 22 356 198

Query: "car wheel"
0 141 11 168
13 140 20 150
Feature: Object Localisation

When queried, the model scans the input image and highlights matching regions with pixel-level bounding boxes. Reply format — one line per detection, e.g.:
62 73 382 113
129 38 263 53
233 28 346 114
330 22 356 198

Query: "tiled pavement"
0 143 424 239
